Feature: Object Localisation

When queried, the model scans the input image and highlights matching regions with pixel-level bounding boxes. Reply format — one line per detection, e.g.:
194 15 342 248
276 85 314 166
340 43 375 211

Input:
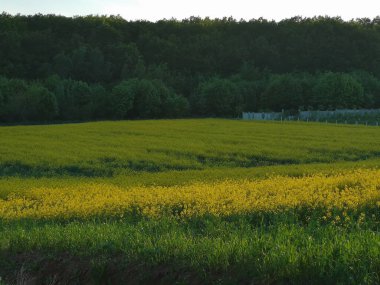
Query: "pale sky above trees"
2 0 380 21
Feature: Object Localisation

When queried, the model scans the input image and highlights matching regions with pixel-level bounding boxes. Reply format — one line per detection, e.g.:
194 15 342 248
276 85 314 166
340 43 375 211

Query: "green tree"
120 44 146 79
64 80 93 120
111 80 136 119
262 74 304 111
53 53 72 78
194 78 242 116
89 84 109 119
132 79 162 118
111 79 184 119
0 88 4 120
350 70 380 108
70 46 111 83
0 78 29 121
0 78 57 121
161 93 190 118
313 72 364 109
231 75 267 112
26 84 58 121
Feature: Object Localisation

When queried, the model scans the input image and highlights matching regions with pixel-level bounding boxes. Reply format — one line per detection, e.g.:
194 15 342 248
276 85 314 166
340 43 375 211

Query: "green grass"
1 219 380 284
1 119 380 177
1 119 380 284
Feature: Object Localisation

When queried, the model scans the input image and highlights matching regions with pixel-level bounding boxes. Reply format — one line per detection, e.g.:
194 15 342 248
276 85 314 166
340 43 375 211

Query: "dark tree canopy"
1 13 380 122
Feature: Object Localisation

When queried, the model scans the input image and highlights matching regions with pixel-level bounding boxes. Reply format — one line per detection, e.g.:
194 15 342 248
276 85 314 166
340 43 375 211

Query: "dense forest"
1 13 380 122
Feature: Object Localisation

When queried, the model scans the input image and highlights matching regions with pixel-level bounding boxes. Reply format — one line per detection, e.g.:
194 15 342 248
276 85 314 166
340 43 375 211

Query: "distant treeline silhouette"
1 13 380 121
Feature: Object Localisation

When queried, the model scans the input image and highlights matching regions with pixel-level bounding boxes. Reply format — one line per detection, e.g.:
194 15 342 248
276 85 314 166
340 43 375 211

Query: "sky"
1 0 380 22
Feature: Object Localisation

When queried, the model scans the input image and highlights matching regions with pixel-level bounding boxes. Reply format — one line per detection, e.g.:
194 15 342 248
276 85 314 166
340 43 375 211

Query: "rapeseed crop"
2 169 379 222
2 119 380 284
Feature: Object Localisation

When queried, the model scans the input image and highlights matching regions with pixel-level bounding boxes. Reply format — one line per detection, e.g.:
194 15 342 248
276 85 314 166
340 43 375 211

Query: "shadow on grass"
0 159 199 178
2 148 379 178
0 152 299 178
0 161 113 178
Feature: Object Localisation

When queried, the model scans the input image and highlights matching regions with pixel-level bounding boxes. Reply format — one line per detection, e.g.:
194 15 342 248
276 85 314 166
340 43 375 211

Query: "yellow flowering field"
1 169 379 220
2 120 380 284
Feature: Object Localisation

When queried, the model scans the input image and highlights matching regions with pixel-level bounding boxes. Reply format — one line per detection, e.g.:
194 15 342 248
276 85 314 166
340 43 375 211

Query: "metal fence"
242 109 380 126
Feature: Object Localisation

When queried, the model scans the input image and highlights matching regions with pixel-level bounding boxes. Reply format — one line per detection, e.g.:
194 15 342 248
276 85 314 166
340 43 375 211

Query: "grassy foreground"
1 119 380 284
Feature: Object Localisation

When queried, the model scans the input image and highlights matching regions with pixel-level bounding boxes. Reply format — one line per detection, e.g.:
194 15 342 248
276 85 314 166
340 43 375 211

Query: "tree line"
1 13 380 122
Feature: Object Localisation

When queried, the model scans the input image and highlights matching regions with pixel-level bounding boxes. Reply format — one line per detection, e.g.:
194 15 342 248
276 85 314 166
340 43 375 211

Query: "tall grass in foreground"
1 219 380 284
